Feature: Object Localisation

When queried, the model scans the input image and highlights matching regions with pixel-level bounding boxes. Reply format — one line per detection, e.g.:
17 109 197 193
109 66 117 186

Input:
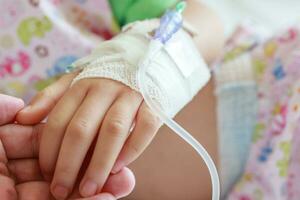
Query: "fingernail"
52 184 69 200
81 179 98 197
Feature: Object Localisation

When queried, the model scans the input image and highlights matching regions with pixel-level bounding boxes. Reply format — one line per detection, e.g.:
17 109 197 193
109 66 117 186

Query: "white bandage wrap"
71 19 210 116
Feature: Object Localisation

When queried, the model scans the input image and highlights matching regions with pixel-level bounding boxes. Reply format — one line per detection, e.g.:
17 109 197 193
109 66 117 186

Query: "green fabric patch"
109 0 179 27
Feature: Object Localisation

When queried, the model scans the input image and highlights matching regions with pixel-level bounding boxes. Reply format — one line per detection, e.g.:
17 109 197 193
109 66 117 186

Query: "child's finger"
79 91 142 197
17 73 77 125
39 83 87 181
50 85 119 199
112 102 161 173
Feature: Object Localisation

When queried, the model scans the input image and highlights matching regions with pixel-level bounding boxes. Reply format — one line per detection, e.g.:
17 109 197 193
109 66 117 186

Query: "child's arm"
17 1 224 199
185 0 225 63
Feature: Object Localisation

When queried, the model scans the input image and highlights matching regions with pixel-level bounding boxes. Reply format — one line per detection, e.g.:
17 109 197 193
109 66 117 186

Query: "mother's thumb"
0 94 24 125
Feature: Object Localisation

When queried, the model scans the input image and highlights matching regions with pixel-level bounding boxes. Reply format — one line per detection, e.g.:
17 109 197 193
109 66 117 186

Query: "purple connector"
153 9 183 44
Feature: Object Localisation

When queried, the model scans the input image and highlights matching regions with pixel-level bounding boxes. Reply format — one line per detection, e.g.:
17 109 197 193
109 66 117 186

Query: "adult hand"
0 94 24 125
0 94 135 200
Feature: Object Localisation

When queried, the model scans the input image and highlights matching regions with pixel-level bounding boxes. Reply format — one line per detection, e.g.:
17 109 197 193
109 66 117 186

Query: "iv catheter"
137 2 220 200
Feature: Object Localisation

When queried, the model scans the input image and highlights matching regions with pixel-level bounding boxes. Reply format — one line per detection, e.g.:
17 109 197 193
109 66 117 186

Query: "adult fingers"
102 167 135 199
75 193 115 200
0 139 17 200
39 82 87 180
16 181 54 200
17 73 77 125
0 140 8 167
0 124 43 159
50 84 119 200
79 90 142 197
0 94 24 125
112 102 161 173
0 175 17 200
8 159 43 184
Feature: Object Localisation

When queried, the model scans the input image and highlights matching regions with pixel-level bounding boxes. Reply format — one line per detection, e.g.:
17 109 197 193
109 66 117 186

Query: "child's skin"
17 0 224 199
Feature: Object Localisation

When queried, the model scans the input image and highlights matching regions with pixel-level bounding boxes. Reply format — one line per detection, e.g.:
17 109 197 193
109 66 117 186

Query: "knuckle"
106 117 127 136
69 119 89 141
75 78 89 87
141 113 160 131
120 85 131 93
122 87 140 98
74 118 89 130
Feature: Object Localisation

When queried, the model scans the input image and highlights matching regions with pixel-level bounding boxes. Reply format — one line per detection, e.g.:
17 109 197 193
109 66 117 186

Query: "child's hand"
17 73 161 199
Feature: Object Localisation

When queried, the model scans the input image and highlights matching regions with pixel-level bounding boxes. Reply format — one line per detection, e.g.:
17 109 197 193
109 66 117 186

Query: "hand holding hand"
0 94 135 200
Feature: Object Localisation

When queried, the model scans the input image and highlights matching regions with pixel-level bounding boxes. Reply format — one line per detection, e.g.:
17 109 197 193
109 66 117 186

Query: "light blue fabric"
216 81 258 199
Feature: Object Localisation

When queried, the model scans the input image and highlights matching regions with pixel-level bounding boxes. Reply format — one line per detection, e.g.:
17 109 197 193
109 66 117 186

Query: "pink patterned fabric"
0 0 114 102
227 26 300 200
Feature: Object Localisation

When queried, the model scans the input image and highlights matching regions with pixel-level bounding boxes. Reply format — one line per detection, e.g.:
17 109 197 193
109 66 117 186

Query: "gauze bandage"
70 19 210 116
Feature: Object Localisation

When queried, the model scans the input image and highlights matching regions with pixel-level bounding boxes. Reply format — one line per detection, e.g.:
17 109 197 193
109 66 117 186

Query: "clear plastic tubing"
137 2 220 200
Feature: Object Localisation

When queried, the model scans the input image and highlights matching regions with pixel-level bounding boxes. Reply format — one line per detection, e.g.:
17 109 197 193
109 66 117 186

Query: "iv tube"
137 2 220 200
